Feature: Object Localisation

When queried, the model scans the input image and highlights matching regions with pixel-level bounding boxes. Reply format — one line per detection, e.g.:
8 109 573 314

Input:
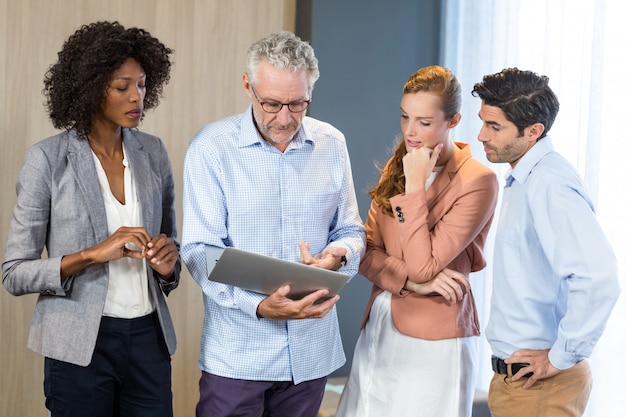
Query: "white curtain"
442 0 626 414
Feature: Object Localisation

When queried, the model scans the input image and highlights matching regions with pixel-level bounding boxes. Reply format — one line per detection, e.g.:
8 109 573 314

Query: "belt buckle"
511 362 534 378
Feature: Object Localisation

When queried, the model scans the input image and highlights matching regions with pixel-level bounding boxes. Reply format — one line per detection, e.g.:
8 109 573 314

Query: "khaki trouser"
488 359 592 417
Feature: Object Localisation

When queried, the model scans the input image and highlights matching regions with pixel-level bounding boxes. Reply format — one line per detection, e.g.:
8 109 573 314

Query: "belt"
491 356 534 377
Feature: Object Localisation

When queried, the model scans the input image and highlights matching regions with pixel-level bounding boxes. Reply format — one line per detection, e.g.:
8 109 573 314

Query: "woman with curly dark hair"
3 21 180 417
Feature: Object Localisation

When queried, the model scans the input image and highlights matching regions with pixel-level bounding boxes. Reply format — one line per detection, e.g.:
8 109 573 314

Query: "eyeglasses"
250 86 311 113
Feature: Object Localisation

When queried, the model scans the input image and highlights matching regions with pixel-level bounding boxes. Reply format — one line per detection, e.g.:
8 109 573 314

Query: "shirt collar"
509 136 554 185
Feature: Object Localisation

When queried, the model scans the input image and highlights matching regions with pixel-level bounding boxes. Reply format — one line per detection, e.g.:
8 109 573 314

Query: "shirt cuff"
548 346 582 370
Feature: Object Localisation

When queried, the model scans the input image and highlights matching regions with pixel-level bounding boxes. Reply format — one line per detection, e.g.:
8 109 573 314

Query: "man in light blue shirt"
472 68 620 417
181 31 365 417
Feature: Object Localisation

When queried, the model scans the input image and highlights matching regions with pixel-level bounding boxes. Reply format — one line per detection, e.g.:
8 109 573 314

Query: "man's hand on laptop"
299 240 347 271
256 284 339 320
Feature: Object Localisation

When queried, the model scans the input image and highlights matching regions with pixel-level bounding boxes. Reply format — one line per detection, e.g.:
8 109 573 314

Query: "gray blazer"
2 129 180 366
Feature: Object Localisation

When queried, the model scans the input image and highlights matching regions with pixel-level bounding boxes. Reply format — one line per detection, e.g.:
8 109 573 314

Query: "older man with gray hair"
182 31 365 417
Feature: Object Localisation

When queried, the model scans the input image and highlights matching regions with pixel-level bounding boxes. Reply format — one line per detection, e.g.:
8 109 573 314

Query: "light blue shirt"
485 137 620 370
181 107 365 384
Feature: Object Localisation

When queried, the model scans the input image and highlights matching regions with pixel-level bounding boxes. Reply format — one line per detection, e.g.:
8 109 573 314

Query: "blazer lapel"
66 132 109 243
426 143 473 211
123 129 156 235
426 165 452 205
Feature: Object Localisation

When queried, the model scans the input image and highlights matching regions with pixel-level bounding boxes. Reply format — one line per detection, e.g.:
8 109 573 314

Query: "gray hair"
246 31 320 92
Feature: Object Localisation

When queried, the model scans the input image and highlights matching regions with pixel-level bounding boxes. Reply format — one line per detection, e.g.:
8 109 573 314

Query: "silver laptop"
205 246 349 301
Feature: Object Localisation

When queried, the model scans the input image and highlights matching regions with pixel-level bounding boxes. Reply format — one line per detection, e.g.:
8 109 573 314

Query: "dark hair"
43 21 173 138
370 66 462 216
471 67 559 139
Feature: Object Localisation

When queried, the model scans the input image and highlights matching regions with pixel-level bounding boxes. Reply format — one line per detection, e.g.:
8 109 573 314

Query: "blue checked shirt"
486 137 620 369
181 107 365 384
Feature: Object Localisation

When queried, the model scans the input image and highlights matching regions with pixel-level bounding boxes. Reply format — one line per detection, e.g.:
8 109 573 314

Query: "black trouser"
44 313 173 417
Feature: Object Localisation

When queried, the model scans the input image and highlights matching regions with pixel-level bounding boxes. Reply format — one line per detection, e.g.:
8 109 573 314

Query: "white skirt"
335 291 478 417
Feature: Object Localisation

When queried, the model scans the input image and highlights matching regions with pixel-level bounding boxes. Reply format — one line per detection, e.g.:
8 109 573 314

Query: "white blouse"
91 142 154 318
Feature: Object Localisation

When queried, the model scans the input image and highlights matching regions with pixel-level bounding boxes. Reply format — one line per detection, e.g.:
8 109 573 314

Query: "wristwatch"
339 255 347 268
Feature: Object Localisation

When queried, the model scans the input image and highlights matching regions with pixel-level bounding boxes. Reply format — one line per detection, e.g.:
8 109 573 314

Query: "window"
443 0 626 413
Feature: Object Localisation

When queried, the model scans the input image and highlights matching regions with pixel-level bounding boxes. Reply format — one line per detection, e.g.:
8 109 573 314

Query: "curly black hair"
43 21 173 138
471 67 559 139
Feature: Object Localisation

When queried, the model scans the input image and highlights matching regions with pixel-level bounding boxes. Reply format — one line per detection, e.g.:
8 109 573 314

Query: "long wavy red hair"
369 65 462 215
